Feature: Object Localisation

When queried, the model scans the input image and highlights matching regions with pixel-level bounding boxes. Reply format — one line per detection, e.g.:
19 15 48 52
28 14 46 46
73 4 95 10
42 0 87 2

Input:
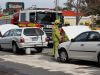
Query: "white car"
0 27 48 54
56 30 100 64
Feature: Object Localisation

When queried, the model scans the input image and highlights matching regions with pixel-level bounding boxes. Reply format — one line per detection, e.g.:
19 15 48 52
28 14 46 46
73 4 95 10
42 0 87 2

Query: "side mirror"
71 39 75 42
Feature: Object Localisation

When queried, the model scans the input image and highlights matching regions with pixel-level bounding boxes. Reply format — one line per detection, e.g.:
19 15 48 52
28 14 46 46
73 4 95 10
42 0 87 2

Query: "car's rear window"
24 28 44 36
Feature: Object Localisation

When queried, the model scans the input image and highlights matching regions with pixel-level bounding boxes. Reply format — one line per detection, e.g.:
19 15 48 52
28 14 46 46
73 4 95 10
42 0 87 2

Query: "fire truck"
18 9 64 44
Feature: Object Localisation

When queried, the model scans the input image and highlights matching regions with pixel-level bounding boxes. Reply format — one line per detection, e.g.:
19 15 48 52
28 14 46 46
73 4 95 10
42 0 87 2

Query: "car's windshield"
37 12 56 24
24 28 44 36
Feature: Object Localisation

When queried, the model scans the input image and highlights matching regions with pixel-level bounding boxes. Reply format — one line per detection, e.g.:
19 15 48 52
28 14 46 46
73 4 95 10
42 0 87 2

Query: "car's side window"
14 29 22 36
9 30 14 36
88 32 100 41
75 32 89 42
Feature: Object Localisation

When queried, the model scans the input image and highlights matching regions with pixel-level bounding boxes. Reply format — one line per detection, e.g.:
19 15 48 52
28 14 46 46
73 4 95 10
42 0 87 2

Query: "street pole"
55 0 59 19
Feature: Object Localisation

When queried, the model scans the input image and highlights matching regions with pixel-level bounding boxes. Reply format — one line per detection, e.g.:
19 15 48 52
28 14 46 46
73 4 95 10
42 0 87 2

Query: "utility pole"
55 0 59 19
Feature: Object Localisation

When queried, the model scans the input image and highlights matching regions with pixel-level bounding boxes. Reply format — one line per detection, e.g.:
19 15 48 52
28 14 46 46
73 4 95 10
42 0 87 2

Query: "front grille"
43 28 52 41
43 28 52 37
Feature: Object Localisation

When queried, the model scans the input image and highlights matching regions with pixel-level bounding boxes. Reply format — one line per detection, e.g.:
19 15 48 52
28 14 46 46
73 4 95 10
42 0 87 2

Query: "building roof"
62 10 83 16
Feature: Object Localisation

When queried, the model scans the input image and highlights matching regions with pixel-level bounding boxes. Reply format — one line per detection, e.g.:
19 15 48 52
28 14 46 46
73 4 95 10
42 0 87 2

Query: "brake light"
20 37 25 43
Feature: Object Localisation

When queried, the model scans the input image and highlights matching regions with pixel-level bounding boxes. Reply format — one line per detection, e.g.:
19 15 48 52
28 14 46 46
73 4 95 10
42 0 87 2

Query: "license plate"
46 25 52 28
31 37 38 41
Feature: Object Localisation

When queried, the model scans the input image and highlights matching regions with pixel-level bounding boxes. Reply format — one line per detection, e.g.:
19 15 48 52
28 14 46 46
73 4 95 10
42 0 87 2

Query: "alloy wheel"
60 50 68 63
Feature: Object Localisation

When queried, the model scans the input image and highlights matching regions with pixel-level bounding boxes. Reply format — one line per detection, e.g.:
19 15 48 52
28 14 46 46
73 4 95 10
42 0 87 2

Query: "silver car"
56 31 100 64
0 27 48 54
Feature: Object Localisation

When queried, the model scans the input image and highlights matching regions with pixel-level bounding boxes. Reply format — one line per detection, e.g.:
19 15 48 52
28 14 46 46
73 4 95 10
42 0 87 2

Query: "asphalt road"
0 48 100 75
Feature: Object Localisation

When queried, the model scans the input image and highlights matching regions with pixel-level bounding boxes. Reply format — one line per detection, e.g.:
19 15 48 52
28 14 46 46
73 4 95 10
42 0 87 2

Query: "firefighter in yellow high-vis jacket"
52 19 60 56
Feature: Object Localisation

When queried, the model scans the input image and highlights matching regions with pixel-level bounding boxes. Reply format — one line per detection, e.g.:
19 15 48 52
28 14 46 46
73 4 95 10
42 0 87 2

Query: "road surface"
0 48 100 75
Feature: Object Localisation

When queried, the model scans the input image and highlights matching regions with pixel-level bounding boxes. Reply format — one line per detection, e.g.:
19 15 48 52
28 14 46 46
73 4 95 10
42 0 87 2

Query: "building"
62 10 92 25
3 2 24 15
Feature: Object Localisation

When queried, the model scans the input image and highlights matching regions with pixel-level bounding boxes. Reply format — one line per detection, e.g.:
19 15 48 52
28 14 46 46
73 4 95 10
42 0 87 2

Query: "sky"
0 0 67 9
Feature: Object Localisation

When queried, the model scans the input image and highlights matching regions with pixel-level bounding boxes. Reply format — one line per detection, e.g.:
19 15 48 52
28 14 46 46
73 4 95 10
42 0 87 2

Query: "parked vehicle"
0 27 48 54
56 30 100 64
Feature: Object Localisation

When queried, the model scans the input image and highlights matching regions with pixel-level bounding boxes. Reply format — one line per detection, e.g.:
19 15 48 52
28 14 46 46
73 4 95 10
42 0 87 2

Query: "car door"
68 32 89 59
84 31 100 60
1 30 14 49
0 30 11 49
5 29 14 49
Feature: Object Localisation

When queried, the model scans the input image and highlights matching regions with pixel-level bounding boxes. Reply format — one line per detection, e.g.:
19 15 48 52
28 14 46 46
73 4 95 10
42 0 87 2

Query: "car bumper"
18 42 48 48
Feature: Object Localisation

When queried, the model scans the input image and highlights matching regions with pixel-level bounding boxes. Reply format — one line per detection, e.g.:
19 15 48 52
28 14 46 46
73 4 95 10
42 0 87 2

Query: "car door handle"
81 44 84 46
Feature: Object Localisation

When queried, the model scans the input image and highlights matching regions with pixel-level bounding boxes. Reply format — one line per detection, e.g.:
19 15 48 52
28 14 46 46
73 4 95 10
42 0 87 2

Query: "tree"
86 0 100 15
64 0 87 25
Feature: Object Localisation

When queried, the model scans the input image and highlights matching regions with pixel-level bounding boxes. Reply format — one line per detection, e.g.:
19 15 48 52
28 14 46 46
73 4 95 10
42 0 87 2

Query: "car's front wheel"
59 50 69 63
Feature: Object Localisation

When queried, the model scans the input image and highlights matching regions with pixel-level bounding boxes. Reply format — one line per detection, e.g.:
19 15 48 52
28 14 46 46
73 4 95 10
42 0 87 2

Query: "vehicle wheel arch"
97 52 100 59
97 52 100 64
12 40 17 45
58 47 69 63
97 52 100 58
58 47 68 56
12 40 19 48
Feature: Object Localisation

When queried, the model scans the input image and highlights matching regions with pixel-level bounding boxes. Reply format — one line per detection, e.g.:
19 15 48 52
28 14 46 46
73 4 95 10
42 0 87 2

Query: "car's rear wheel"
59 50 69 63
35 47 43 53
12 43 19 53
0 45 2 51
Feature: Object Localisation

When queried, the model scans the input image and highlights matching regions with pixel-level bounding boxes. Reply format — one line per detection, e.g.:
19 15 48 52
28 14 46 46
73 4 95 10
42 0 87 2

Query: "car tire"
35 47 43 53
59 50 69 63
98 54 100 65
12 43 19 53
0 45 2 51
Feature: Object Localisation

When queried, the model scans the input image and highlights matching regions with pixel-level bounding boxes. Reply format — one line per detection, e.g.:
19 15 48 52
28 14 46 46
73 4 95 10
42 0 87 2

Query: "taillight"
20 37 25 43
45 37 49 42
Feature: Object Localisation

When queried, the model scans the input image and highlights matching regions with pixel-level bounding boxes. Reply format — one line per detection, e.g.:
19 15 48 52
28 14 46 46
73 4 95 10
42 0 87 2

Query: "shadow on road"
69 60 100 68
0 49 38 55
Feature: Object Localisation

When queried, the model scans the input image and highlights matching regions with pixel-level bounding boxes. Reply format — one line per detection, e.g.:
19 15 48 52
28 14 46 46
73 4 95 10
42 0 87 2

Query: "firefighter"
52 19 60 56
